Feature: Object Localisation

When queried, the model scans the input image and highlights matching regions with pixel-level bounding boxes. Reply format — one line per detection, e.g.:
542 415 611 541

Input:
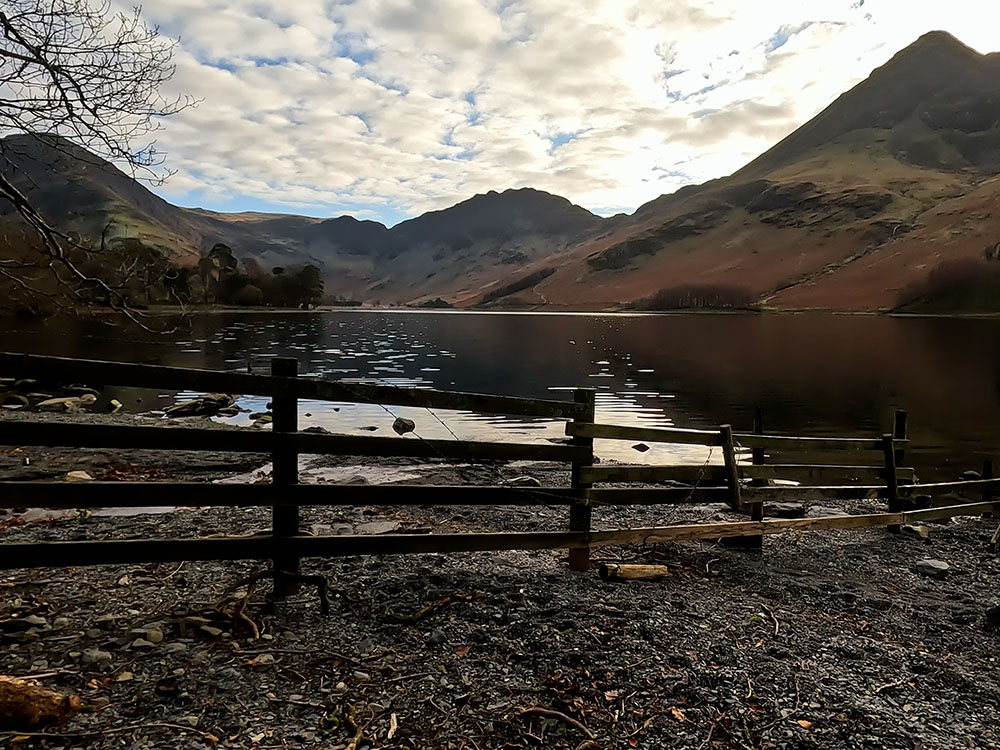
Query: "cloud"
113 0 1000 224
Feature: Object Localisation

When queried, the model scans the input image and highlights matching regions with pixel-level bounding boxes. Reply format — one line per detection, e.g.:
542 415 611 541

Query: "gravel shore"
2 413 1000 749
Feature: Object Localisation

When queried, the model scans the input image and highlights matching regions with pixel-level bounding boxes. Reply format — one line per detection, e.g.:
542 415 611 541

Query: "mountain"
522 31 1000 311
3 30 1000 312
0 134 601 304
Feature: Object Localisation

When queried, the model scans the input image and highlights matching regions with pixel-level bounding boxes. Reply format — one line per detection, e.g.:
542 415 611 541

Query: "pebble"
177 715 200 728
986 604 1000 626
200 625 224 637
164 643 189 654
428 630 447 646
901 524 930 541
353 671 371 681
82 648 112 664
145 628 164 644
914 559 950 579
130 638 156 649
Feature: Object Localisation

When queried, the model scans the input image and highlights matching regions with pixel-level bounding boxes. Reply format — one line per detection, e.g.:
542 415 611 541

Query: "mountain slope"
517 30 1000 311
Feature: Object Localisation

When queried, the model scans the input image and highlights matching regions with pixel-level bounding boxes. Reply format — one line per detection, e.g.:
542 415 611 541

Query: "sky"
124 0 1000 226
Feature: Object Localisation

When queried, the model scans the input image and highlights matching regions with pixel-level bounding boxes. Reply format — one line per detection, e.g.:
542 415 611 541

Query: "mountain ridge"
3 30 1000 311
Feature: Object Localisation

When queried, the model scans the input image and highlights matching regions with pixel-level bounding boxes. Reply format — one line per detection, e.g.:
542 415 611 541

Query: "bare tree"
0 0 192 314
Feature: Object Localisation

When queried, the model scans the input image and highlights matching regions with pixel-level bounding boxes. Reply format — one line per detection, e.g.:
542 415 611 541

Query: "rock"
164 393 233 418
392 417 416 435
766 502 806 519
215 406 239 417
81 648 112 665
508 476 541 488
253 414 273 425
145 629 164 644
106 399 123 414
356 520 402 535
37 394 97 412
303 425 330 434
427 630 447 646
199 625 224 638
901 524 930 541
360 425 378 431
961 470 982 481
176 715 200 728
986 604 1000 627
62 471 93 482
912 494 934 509
914 559 950 579
130 638 156 649
632 443 650 452
164 643 189 654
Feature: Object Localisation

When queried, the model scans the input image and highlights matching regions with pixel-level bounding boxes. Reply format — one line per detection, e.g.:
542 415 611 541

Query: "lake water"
2 310 999 479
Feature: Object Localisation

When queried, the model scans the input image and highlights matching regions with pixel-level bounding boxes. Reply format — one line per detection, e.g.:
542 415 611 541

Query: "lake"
2 310 999 480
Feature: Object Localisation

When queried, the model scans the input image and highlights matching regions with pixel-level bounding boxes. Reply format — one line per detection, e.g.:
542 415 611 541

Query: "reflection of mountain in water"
3 311 999 478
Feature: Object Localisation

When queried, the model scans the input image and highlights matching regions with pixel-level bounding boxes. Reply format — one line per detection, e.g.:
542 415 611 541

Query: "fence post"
271 357 300 595
720 425 742 511
883 432 900 533
893 410 909 478
983 459 995 517
568 388 596 572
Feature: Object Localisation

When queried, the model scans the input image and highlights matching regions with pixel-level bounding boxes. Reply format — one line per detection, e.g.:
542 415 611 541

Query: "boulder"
392 417 416 435
37 394 96 412
914 559 950 579
164 393 233 418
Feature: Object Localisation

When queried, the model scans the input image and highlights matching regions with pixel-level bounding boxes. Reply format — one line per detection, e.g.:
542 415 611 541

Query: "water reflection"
3 310 1000 477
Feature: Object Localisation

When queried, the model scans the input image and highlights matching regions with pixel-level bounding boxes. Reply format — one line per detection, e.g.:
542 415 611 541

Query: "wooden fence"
1 352 998 581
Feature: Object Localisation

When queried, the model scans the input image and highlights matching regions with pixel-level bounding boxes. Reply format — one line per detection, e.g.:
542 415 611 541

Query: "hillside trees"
0 0 191 315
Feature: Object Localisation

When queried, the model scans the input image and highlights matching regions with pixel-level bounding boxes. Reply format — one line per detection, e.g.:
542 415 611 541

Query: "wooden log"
0 482 580 509
898 477 1000 493
0 352 585 419
271 357 300 594
0 421 588 463
720 424 742 511
590 501 1000 547
883 433 900 533
731 434 908 452
565 422 721 446
1 502 994 570
598 563 671 582
568 388 596 571
740 464 915 483
0 530 591 569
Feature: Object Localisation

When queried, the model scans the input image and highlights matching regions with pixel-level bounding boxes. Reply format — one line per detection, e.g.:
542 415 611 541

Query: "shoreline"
3 412 1000 747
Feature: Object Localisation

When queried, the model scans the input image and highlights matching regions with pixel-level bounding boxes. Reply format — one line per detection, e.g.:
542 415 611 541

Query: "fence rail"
1 352 997 576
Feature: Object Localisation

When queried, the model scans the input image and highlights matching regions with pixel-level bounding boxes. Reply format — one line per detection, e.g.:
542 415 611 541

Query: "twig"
518 707 595 739
761 604 780 636
874 675 911 694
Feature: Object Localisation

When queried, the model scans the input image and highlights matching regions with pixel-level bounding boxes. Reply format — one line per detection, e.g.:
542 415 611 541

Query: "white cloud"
116 0 1000 223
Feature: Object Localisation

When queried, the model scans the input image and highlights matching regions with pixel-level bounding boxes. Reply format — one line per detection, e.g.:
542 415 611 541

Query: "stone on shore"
37 394 97 412
392 417 416 435
914 559 950 578
164 393 233 418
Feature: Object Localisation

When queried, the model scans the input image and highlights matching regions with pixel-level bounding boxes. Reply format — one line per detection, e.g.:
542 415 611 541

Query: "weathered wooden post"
271 356 300 595
893 410 908 478
982 459 994 517
568 388 596 571
720 424 742 511
882 432 900 533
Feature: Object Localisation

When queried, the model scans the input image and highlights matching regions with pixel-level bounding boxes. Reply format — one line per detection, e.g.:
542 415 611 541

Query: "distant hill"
3 30 1000 312
0 134 601 304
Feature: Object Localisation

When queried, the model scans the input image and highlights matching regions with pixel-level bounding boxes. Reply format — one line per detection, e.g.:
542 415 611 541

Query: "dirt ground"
2 412 1000 749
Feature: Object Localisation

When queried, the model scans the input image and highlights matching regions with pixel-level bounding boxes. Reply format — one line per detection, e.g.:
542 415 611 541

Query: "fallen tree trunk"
598 563 671 582
0 676 80 730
